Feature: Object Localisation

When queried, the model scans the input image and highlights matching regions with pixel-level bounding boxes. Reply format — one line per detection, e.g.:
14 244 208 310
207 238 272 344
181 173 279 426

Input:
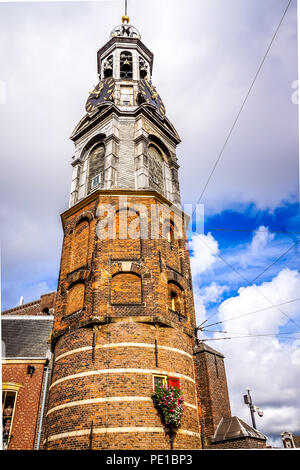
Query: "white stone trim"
1 315 54 321
44 427 200 443
2 358 47 363
46 396 197 417
50 368 195 389
55 342 193 362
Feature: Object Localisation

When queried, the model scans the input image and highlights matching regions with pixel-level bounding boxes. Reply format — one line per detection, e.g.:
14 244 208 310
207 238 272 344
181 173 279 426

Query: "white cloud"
193 281 229 326
0 1 297 309
237 226 276 269
218 268 300 333
190 232 219 277
202 282 229 304
250 226 275 253
207 268 300 442
246 225 275 259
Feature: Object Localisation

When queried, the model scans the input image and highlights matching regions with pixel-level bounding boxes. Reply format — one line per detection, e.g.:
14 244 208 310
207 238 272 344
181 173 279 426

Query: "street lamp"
243 387 264 429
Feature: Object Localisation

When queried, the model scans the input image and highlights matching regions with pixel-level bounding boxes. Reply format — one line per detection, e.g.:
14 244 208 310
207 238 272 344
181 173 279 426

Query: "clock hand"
89 90 101 98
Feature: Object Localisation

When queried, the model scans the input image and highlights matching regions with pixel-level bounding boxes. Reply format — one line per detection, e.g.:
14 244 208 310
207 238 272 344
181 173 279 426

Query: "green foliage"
153 385 184 428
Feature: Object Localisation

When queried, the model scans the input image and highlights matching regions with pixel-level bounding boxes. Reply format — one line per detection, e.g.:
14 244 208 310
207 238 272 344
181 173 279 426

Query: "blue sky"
0 0 299 447
190 203 300 326
189 202 300 445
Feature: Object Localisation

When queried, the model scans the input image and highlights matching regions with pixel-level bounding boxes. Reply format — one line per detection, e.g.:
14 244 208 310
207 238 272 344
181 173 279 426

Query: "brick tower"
43 15 202 450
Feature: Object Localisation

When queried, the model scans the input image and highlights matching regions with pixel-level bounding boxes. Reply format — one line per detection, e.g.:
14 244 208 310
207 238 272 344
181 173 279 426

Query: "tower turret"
69 20 181 209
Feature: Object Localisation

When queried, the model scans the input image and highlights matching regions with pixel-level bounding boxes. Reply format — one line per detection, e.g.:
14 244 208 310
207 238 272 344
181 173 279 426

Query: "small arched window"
164 220 175 244
170 291 177 311
168 282 183 314
120 51 133 79
88 143 105 193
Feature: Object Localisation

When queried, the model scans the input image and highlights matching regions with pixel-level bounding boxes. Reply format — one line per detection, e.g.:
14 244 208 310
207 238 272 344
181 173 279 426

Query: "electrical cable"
202 297 300 329
205 227 300 235
201 333 300 342
192 0 294 209
196 236 300 330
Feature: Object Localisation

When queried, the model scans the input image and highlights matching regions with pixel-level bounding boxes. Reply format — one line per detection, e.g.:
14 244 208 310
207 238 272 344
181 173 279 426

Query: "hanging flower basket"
153 384 184 428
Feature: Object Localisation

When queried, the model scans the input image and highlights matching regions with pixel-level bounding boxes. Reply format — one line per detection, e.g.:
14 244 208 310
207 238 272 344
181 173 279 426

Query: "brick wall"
44 322 201 450
194 345 232 444
71 219 89 271
66 283 85 315
211 438 266 449
53 193 196 336
2 292 56 316
44 191 200 450
2 362 45 450
111 272 142 304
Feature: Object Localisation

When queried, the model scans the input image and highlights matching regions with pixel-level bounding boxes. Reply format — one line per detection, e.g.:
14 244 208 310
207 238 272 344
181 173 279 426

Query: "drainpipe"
36 355 50 450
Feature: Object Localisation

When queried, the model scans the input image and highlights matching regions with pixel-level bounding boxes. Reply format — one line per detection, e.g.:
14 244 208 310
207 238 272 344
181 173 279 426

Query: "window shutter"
168 376 180 389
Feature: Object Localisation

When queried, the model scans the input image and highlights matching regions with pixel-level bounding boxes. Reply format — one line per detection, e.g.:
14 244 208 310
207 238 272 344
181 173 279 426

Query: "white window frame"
152 374 167 391
91 173 102 188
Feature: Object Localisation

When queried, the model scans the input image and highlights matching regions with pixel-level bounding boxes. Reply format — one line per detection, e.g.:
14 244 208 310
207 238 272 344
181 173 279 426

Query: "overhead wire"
192 0 294 211
190 0 298 345
200 334 300 342
205 227 300 235
202 297 300 329
197 236 300 330
202 330 300 336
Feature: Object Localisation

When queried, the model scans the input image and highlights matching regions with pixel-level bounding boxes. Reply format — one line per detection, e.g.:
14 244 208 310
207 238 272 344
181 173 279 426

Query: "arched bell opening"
120 51 133 79
103 55 113 78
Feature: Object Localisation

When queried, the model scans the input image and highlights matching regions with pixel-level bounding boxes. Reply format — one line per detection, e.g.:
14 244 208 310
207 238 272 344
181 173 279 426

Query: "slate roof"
211 416 267 443
1 316 53 358
194 341 225 358
293 436 300 448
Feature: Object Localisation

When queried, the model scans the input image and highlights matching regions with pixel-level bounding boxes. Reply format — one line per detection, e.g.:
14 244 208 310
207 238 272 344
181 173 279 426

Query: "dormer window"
120 51 133 79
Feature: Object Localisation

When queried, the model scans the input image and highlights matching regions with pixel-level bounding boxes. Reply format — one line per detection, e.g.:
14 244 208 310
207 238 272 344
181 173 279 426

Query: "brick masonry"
194 345 232 446
43 192 201 450
2 363 45 450
2 27 268 450
211 438 267 449
2 292 56 317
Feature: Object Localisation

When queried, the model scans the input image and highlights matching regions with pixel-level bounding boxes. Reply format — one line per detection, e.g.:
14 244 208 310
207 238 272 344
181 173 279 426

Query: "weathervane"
122 0 130 24
111 0 140 39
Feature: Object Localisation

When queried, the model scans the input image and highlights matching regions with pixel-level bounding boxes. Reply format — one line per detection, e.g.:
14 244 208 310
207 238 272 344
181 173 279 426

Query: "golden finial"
122 0 130 23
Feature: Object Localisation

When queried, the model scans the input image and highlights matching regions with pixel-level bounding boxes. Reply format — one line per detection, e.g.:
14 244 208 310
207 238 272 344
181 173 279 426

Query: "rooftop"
211 416 267 443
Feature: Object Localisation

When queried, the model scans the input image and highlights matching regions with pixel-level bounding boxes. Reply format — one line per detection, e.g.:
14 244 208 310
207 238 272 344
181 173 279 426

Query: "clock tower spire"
122 0 130 24
69 13 181 209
